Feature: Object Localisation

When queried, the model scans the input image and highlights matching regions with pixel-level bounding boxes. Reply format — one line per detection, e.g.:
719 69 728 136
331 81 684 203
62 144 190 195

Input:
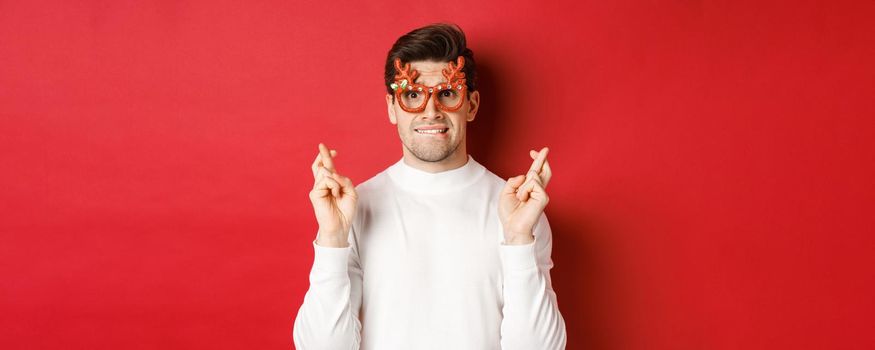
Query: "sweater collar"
386 155 487 194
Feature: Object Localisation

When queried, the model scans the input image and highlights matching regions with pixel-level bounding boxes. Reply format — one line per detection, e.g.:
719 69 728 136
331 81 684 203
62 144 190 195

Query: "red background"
2 0 873 349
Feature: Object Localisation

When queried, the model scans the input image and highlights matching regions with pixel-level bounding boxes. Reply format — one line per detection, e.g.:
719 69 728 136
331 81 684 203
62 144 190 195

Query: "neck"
401 144 469 173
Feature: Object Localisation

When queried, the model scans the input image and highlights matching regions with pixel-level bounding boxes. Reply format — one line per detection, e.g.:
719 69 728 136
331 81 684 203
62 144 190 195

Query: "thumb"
334 173 356 196
502 175 526 195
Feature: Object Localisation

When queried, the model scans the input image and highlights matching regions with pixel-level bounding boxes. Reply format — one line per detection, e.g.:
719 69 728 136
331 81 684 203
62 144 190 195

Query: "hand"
499 147 553 245
309 143 357 248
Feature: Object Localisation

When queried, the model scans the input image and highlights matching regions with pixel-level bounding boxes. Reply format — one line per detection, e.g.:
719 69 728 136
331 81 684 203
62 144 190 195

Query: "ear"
466 90 480 122
386 93 397 125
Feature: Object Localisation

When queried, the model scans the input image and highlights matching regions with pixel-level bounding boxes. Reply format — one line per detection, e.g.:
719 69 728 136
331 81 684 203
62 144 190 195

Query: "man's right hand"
309 143 357 248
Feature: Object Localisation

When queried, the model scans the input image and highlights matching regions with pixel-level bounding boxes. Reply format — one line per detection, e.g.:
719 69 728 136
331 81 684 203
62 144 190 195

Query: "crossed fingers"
517 147 552 202
311 143 338 182
310 143 347 198
526 147 552 187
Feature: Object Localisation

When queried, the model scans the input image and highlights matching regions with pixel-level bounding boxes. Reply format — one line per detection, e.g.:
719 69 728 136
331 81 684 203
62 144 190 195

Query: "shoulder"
478 164 507 193
354 169 391 198
481 167 506 187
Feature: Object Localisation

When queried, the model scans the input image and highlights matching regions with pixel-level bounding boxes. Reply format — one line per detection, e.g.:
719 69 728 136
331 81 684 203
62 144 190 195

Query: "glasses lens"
400 88 427 110
436 86 464 110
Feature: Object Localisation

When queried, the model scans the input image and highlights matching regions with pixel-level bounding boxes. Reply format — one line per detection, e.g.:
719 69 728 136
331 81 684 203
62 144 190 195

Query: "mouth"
414 127 449 135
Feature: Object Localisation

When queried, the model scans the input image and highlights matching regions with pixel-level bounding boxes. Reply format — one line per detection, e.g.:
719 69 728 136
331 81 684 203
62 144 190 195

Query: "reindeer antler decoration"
391 59 420 91
441 56 466 89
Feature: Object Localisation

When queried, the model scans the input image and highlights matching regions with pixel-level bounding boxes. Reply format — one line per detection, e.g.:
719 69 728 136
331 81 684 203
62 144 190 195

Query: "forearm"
499 231 567 349
293 241 361 349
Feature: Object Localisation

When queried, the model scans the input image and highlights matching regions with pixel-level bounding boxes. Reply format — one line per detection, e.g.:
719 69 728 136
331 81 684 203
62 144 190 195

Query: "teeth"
416 129 447 134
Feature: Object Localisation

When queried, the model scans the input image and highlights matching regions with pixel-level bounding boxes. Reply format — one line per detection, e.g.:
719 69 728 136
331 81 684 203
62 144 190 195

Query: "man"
293 23 566 349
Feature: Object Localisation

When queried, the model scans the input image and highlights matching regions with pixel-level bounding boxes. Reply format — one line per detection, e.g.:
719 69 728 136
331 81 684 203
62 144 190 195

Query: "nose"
420 92 444 121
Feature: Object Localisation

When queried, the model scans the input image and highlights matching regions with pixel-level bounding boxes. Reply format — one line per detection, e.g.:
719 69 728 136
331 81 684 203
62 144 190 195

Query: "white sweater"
293 156 566 349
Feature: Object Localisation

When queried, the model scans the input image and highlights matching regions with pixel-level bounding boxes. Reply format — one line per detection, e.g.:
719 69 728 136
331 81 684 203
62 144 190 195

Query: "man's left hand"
499 147 552 245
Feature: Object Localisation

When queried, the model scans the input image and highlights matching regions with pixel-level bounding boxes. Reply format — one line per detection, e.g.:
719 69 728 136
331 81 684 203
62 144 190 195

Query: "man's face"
385 60 480 163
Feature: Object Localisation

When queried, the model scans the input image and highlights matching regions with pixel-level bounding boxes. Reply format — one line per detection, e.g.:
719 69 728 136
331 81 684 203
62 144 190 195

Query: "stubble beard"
400 127 462 163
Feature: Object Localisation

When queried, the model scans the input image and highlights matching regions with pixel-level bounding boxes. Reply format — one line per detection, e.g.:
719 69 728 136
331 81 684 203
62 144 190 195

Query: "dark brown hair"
384 23 477 95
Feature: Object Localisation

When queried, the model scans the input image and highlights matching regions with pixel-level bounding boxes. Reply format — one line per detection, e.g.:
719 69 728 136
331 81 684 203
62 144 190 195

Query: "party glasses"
390 56 468 113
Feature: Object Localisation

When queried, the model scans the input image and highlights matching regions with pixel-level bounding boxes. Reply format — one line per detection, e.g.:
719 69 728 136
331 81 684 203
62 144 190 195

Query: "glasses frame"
391 56 468 113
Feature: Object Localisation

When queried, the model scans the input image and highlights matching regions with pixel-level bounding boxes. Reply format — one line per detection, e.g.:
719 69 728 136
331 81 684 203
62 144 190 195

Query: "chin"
412 141 464 162
411 148 451 162
400 129 463 162
416 154 452 163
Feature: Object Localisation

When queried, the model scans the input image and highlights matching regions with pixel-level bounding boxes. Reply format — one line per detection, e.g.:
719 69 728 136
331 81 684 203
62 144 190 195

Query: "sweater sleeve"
498 213 567 349
292 229 363 349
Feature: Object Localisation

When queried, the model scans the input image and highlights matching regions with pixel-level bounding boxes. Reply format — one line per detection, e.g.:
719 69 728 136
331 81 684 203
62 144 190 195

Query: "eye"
440 90 455 98
406 92 419 99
